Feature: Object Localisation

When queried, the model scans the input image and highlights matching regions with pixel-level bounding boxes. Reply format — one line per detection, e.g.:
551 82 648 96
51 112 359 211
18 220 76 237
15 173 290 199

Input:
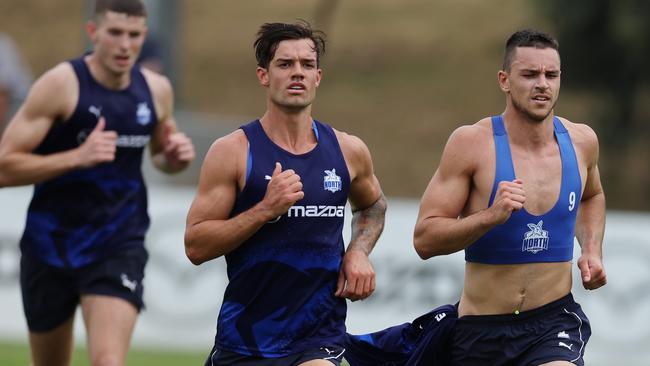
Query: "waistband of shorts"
457 293 576 324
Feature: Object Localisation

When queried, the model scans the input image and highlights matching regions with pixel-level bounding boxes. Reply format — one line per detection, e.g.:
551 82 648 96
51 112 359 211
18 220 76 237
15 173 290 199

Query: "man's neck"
502 108 555 148
259 107 317 154
85 54 131 90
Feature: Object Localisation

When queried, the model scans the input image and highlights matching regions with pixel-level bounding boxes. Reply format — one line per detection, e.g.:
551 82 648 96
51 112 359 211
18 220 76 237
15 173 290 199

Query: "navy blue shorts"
20 246 148 332
204 346 345 366
450 293 591 366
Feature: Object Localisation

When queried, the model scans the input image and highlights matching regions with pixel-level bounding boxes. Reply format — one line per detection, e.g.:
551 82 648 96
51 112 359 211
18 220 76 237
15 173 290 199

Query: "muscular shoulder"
141 68 173 118
334 129 369 161
24 62 78 120
558 117 599 165
210 129 248 154
141 68 172 97
203 128 249 183
333 128 373 179
441 118 493 173
448 119 492 147
40 62 77 86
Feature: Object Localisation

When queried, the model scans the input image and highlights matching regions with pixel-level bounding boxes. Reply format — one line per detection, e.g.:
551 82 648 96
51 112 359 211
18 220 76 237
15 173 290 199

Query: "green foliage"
535 0 650 142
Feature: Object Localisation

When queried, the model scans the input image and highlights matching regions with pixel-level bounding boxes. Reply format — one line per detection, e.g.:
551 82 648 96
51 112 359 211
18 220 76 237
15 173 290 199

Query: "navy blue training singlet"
465 115 582 264
20 56 158 268
214 119 350 357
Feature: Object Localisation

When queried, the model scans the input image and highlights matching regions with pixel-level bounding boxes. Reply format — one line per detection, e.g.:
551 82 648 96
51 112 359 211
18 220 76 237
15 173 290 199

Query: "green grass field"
0 341 205 366
0 341 351 366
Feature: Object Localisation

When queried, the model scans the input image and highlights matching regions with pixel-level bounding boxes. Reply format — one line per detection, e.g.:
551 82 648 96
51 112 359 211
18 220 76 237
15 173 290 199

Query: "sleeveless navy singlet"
214 120 350 357
20 56 158 268
465 115 582 264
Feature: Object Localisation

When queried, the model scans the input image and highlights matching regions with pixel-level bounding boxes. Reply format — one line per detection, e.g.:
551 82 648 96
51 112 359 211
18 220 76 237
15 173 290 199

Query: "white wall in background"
1 185 648 364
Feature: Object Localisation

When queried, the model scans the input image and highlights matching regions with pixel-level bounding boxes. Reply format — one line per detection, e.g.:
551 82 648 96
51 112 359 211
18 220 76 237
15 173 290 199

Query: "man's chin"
275 100 312 111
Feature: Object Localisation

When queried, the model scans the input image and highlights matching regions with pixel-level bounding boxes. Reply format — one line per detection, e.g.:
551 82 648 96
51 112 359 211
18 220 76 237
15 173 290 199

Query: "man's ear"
314 68 322 87
256 67 270 87
497 70 510 93
86 20 98 43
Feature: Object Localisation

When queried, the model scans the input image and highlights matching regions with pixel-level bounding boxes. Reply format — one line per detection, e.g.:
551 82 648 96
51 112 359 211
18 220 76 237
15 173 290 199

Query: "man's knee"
90 352 124 366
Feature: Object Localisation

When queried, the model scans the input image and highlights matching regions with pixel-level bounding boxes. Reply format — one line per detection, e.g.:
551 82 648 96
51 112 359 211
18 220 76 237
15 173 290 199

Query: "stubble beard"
511 95 556 123
272 94 314 113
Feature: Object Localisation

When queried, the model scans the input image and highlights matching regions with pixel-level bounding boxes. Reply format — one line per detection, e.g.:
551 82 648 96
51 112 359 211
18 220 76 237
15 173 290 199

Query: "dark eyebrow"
520 67 559 73
275 57 317 63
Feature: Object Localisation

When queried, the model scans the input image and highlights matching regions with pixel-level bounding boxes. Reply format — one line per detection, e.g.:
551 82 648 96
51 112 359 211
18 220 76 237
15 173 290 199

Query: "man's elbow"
184 232 208 266
0 158 9 187
184 246 204 266
413 237 435 260
413 221 448 260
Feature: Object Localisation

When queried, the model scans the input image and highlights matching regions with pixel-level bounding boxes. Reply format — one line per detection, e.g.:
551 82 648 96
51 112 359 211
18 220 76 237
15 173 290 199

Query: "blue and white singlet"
465 115 582 264
215 119 350 357
20 56 157 268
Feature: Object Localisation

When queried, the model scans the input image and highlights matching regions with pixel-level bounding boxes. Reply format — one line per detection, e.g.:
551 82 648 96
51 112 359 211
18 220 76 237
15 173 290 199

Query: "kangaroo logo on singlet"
136 102 152 125
522 220 549 254
323 169 342 193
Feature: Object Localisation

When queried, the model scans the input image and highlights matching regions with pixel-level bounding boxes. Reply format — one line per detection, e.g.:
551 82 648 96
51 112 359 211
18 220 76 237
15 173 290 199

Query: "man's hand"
578 254 607 290
489 179 526 225
76 117 117 168
335 248 375 301
162 123 195 171
259 162 304 220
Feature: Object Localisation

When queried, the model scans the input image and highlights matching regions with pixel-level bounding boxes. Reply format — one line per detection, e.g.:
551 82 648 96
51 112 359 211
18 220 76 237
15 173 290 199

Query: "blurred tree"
536 0 650 147
536 0 650 210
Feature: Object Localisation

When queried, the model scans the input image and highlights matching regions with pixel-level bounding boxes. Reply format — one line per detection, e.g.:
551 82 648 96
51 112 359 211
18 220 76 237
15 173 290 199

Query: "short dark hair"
502 29 559 71
254 21 326 69
94 0 147 18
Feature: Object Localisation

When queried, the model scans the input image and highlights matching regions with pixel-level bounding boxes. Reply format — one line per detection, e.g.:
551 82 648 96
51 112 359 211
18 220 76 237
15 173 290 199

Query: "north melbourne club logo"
323 169 342 193
522 220 549 254
136 102 152 125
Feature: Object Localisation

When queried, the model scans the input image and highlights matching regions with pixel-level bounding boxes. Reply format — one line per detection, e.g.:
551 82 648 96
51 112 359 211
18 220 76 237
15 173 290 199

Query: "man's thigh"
28 315 75 366
298 360 337 366
77 245 148 310
20 254 79 332
81 294 138 366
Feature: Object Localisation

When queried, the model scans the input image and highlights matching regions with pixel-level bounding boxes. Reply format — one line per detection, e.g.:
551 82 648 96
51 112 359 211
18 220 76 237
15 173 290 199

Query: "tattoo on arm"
348 193 387 255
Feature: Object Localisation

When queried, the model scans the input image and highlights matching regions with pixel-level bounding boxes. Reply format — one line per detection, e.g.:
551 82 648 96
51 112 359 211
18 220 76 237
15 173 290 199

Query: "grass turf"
0 341 205 366
0 340 351 366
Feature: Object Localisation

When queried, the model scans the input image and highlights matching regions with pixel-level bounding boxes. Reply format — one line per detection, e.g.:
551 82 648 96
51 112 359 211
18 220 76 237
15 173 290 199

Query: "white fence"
1 184 649 364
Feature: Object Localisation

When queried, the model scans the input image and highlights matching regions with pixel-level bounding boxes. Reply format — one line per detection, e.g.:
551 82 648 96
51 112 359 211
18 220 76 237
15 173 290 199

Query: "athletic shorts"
449 293 591 366
20 245 148 332
204 346 345 366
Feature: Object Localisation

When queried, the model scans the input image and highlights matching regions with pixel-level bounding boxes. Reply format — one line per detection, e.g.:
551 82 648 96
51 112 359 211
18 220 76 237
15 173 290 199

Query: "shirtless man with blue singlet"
184 22 386 366
414 29 607 365
0 1 195 365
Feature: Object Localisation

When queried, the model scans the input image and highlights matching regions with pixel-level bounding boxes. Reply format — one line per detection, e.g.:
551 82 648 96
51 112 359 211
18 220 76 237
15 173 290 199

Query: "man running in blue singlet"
0 1 195 365
185 21 387 366
413 29 607 365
